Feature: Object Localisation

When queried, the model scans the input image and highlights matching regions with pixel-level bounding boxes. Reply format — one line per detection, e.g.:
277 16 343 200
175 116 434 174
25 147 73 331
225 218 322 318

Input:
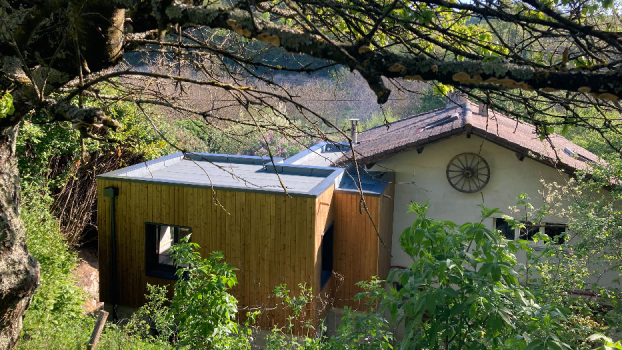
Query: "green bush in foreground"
17 185 159 350
389 202 575 350
17 185 87 349
17 196 620 349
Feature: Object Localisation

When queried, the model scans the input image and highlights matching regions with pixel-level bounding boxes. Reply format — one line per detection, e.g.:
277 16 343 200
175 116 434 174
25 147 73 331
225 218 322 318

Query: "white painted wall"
371 134 567 266
369 134 620 288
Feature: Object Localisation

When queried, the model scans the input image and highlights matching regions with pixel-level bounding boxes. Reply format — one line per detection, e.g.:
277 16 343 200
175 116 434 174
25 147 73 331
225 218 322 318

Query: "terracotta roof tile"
341 98 598 174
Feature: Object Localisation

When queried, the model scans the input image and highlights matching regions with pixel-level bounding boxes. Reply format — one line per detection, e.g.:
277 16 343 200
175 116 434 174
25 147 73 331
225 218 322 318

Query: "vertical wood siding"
333 192 379 309
332 189 394 309
313 185 336 324
97 180 321 331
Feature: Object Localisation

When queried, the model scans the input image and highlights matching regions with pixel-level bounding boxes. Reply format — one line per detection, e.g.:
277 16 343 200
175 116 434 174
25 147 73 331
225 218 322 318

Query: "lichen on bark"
0 125 40 350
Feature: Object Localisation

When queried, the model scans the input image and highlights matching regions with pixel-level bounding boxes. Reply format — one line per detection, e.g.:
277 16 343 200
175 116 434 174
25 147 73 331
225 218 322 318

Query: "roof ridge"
468 101 537 129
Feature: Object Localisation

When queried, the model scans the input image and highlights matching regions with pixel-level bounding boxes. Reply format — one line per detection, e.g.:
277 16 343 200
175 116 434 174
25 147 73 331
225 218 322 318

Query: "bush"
17 185 86 349
17 184 160 349
387 202 576 350
127 236 248 349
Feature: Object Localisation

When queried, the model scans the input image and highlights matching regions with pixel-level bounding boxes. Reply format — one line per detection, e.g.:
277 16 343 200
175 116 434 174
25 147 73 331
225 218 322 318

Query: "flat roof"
97 152 344 198
283 142 351 167
336 166 393 195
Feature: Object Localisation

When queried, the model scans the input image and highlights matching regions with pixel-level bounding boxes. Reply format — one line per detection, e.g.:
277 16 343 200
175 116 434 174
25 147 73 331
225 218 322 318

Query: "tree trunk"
0 125 40 350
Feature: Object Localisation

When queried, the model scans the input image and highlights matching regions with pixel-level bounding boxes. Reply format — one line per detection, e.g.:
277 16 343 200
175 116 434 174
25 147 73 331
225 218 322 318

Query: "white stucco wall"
370 134 571 266
370 134 621 287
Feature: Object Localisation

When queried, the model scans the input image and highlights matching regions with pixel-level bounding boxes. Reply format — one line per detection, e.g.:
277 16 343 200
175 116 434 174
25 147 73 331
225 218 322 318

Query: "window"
320 224 334 289
495 218 515 240
519 222 541 241
493 218 566 244
544 224 567 244
145 223 191 279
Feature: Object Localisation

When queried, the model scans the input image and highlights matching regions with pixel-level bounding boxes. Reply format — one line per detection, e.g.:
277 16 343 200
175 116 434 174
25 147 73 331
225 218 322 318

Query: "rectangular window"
494 218 566 245
544 224 567 244
320 224 334 289
519 222 541 241
494 218 516 240
145 223 191 279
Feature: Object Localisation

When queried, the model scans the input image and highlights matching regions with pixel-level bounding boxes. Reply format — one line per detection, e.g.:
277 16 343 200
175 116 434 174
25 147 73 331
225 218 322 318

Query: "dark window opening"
145 223 191 279
519 222 540 241
545 225 567 244
495 219 567 245
495 218 515 240
320 224 334 289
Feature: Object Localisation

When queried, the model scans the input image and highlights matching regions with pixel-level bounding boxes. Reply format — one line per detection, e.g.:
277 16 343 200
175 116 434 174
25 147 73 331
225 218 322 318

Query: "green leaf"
491 264 501 282
426 293 436 314
524 339 545 350
0 93 15 119
561 124 569 136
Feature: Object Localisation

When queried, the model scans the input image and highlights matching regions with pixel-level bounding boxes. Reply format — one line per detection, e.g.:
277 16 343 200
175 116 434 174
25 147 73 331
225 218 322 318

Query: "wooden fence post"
87 309 109 350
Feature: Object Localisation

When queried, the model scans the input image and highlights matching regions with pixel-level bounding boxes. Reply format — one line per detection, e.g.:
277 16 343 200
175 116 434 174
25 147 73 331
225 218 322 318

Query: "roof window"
563 147 593 163
418 114 459 133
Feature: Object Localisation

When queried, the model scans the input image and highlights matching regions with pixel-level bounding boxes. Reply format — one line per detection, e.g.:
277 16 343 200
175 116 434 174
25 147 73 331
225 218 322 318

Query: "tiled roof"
341 95 598 173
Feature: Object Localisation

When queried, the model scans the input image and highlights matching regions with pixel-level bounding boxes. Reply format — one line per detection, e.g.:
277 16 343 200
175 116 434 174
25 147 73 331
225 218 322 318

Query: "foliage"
17 183 160 350
264 279 394 350
128 242 396 350
326 278 394 350
588 334 622 350
386 202 576 350
16 99 175 190
175 118 316 159
0 92 14 118
264 284 322 350
507 160 622 339
168 238 241 347
127 236 248 349
18 198 622 349
16 185 86 350
20 185 84 320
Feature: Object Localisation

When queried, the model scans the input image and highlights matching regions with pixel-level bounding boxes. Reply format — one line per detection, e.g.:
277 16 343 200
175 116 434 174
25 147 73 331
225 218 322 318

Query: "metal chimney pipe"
350 118 359 144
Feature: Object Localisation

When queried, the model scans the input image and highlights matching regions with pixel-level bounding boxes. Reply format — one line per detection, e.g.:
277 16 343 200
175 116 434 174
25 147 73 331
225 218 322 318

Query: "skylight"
563 147 593 163
418 114 459 133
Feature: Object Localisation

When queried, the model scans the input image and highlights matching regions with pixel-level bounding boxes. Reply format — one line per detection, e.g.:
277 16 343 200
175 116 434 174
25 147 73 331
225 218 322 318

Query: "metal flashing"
336 168 393 196
308 167 345 196
97 152 343 198
102 152 184 177
185 152 284 165
96 176 321 198
281 142 328 164
282 142 351 167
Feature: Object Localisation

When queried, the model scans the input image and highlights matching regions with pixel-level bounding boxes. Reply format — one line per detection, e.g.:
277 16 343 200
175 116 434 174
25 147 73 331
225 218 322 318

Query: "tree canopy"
3 0 622 150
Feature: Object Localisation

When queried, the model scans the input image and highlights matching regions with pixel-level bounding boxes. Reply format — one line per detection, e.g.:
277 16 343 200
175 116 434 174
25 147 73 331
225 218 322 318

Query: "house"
337 93 599 273
97 152 394 331
97 93 607 332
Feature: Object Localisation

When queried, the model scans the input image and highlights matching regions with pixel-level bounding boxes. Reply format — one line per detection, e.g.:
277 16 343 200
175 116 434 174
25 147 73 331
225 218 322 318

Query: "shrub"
17 185 87 350
127 236 248 349
386 202 575 350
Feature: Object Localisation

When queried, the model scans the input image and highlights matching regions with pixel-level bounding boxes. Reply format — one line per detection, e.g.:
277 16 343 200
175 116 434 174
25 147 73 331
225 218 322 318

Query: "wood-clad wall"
313 186 336 323
97 179 327 330
332 187 394 309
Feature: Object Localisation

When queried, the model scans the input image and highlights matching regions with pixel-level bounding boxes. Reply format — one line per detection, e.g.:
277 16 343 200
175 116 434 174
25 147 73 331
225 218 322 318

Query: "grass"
17 185 159 349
